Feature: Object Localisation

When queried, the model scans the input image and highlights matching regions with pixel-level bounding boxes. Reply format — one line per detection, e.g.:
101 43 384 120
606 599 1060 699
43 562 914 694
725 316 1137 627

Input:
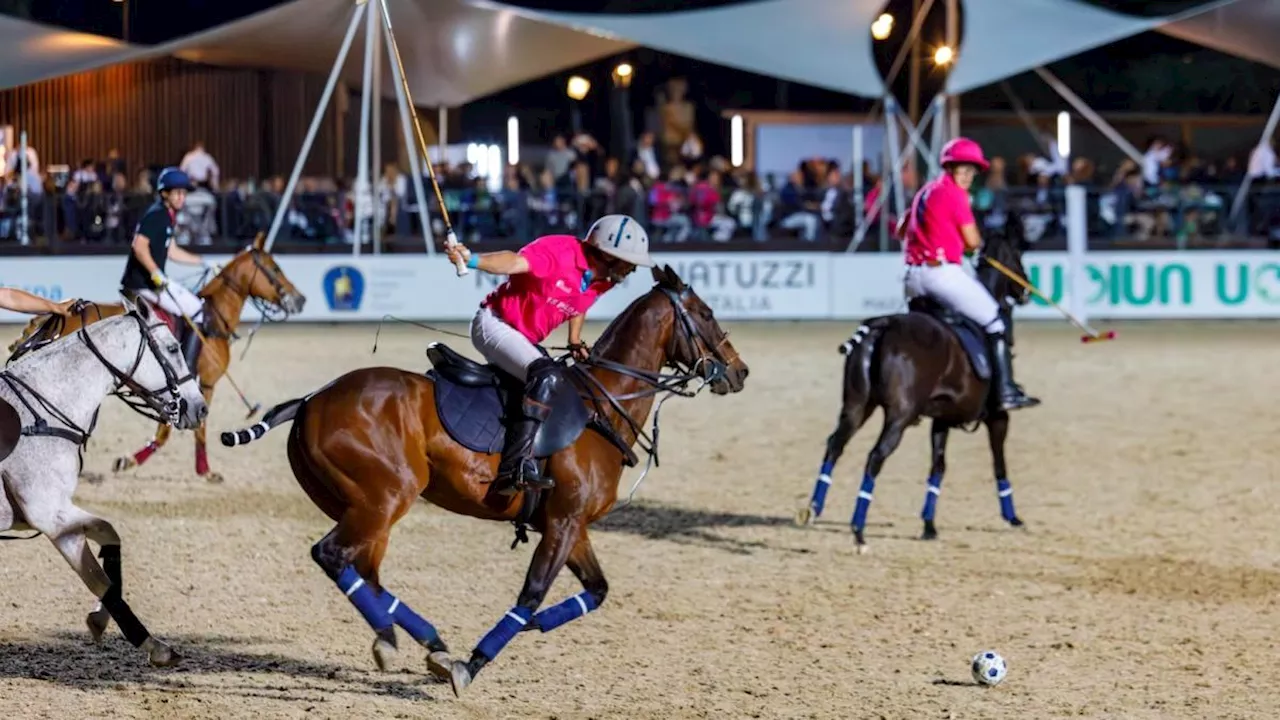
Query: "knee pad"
522 359 562 421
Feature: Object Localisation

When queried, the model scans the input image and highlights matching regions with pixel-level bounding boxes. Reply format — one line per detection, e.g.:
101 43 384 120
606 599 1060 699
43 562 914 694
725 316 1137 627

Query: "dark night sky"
9 0 1278 152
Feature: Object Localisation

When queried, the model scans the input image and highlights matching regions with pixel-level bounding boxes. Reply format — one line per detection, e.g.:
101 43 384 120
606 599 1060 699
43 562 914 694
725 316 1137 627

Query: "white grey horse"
0 299 206 666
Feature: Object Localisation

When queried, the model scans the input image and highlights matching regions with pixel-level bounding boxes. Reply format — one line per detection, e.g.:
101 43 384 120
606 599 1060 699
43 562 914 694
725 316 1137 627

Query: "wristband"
466 254 479 270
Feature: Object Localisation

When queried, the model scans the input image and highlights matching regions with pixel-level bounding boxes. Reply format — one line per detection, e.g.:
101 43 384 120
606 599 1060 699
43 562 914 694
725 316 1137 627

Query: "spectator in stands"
180 141 220 191
727 170 763 240
100 148 127 187
377 162 405 234
72 159 97 186
819 167 853 237
1142 136 1173 188
690 169 735 242
631 132 661 181
614 161 649 228
649 166 691 243
778 169 820 242
680 132 704 168
544 135 576 184
60 177 80 241
5 143 38 177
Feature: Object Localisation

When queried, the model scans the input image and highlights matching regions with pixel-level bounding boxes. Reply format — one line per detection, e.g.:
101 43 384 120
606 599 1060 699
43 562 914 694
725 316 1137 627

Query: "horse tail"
838 318 888 403
220 397 304 447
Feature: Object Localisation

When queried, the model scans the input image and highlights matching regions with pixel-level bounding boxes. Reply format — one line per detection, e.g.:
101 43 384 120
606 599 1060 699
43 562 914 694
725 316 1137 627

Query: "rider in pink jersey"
901 137 1038 411
446 214 655 495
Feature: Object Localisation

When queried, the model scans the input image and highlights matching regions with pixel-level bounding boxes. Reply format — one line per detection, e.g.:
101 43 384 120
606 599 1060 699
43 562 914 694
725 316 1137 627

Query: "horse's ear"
252 231 267 251
665 264 686 290
134 298 151 322
120 295 137 315
651 265 667 285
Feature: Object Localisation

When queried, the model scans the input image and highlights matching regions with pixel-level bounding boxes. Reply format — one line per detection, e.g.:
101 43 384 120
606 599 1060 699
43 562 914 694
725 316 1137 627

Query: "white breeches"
137 282 203 321
904 263 1005 333
470 307 543 382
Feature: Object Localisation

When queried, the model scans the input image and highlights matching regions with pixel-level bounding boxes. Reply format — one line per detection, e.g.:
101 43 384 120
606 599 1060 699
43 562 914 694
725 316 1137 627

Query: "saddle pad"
429 370 506 455
948 322 992 381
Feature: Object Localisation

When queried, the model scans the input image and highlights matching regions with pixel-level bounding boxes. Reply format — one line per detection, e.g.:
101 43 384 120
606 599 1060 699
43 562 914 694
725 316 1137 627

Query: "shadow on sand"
0 630 443 702
594 501 815 555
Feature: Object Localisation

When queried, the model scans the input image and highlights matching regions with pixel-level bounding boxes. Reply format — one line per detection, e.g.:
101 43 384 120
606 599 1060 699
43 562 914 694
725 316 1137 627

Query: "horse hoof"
1008 516 1025 528
82 472 106 486
794 506 816 527
372 634 397 672
144 638 181 668
426 651 453 681
449 660 473 698
86 608 110 644
921 529 938 541
112 457 135 473
203 472 225 485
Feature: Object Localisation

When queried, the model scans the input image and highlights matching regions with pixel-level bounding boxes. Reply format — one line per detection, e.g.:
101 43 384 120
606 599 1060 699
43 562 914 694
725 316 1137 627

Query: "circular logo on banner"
1253 263 1280 304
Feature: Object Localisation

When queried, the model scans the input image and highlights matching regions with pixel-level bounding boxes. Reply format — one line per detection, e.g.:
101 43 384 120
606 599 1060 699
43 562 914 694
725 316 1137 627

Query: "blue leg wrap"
921 474 943 522
851 473 875 532
381 590 441 645
336 565 393 631
533 591 599 633
475 605 533 661
996 478 1017 522
809 460 834 514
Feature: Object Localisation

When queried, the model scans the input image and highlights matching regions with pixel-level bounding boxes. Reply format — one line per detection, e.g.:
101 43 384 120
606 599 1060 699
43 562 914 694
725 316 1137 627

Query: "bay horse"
0 300 206 667
797 216 1034 549
218 265 748 696
7 234 305 484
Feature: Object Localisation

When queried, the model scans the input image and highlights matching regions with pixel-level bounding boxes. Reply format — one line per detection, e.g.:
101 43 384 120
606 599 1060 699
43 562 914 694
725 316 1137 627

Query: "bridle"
0 308 194 449
570 284 739 510
200 249 297 334
80 309 196 424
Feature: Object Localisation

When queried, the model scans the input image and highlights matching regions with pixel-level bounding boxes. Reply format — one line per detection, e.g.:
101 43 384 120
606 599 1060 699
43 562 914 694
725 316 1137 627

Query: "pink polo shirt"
482 234 614 344
903 173 974 266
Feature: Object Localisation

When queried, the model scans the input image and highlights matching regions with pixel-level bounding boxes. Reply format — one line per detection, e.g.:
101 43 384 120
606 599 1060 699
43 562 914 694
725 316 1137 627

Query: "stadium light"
1057 111 1071 158
566 75 591 101
612 63 634 88
871 13 893 40
507 116 519 166
933 46 954 65
730 114 744 168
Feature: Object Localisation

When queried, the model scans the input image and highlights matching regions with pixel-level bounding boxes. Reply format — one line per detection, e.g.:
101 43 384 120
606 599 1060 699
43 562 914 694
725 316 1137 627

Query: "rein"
569 286 731 512
198 250 294 343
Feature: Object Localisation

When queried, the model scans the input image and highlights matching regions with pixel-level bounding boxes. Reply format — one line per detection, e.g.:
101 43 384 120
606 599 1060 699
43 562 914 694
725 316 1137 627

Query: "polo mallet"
162 285 263 419
380 2 469 277
984 257 1117 344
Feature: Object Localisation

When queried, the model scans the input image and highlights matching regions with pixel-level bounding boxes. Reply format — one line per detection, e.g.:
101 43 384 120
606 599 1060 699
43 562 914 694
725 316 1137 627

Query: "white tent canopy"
0 0 633 107
0 15 135 90
475 0 889 98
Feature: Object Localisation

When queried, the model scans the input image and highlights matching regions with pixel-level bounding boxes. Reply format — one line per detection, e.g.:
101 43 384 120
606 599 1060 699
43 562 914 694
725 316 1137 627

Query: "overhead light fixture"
933 46 954 65
871 13 893 40
612 63 634 88
566 75 590 101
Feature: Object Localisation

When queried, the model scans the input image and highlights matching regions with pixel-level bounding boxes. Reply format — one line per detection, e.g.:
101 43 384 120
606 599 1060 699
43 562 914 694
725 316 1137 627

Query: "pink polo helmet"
939 137 990 171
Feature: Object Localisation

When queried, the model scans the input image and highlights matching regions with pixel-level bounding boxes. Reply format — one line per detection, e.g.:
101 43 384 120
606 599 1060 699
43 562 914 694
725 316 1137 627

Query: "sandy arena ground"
1 318 1279 719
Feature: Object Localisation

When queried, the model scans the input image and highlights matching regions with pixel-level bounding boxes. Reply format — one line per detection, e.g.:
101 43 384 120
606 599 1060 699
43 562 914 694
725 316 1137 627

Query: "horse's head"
977 211 1032 310
211 234 306 318
106 297 208 429
650 264 749 395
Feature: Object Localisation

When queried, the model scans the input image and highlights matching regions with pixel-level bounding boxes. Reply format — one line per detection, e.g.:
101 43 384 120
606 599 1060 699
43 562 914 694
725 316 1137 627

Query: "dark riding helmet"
156 167 193 194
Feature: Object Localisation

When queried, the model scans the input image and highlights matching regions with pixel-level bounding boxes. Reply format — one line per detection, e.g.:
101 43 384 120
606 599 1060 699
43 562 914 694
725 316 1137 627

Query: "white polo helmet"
584 214 654 267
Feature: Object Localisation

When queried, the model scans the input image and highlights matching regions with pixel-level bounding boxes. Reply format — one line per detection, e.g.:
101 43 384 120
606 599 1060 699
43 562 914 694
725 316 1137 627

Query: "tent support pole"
265 0 367 252
848 96 942 252
381 0 436 255
1229 89 1280 229
353 0 379 258
1034 66 1143 166
371 0 383 255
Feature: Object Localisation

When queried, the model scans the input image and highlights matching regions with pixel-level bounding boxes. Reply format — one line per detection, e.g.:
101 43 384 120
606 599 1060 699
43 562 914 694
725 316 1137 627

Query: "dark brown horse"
797 217 1034 549
218 265 748 696
7 234 305 483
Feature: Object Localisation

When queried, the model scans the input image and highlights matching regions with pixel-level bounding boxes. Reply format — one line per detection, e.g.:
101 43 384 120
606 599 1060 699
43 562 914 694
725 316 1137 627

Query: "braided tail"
221 397 304 447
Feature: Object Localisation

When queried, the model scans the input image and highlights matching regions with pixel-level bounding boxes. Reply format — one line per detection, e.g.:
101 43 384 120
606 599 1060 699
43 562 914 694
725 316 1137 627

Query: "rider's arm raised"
0 287 74 316
468 251 530 276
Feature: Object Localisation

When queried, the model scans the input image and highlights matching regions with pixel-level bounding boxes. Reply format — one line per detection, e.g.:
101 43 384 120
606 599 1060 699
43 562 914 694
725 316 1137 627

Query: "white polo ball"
971 650 1007 686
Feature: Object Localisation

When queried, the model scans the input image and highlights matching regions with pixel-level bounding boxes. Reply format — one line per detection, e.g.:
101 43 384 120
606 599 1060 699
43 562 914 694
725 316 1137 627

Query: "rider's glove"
150 270 168 289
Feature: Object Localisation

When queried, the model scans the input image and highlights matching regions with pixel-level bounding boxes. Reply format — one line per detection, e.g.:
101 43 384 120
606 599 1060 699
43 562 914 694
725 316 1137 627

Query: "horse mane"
5 311 133 374
591 281 670 361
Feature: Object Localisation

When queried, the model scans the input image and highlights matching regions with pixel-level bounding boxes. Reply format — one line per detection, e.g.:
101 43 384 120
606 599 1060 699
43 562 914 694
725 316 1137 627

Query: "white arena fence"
0 251 1278 323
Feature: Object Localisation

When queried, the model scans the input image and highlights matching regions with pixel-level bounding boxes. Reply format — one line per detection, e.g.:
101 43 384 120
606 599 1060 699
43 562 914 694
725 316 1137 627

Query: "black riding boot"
988 332 1039 411
493 359 559 496
180 320 203 384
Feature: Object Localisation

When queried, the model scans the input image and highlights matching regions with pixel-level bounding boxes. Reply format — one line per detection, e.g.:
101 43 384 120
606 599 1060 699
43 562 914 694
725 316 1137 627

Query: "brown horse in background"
7 234 306 483
218 265 748 697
